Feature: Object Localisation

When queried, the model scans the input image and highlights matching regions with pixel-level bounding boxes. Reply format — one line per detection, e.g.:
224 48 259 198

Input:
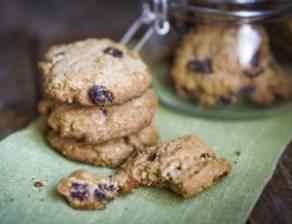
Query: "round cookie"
39 38 152 106
248 63 292 106
47 122 159 168
46 89 158 144
172 24 272 107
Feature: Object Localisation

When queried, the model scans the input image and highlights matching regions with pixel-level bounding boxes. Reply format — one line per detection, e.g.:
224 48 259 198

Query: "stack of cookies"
38 39 159 168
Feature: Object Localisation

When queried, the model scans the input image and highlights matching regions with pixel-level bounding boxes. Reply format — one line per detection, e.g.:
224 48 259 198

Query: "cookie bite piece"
47 121 159 168
45 88 158 144
120 135 231 198
57 135 231 209
57 170 123 209
39 38 152 106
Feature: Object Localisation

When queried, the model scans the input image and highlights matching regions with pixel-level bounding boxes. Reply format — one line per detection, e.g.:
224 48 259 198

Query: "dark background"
0 1 291 224
0 0 140 137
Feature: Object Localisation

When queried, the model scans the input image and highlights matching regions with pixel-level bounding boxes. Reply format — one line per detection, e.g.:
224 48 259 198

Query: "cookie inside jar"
150 0 292 117
172 20 292 107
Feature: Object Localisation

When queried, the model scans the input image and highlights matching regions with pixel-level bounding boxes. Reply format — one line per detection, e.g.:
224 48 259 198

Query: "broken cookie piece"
57 135 231 209
57 170 122 209
120 135 231 198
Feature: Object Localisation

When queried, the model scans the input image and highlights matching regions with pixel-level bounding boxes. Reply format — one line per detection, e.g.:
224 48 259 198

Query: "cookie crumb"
33 180 46 189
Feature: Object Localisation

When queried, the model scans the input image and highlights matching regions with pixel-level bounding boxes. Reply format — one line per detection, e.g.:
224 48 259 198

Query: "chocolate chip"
147 153 157 162
187 58 213 74
219 96 233 105
94 189 106 201
107 184 116 192
200 153 210 159
33 181 45 188
103 47 123 58
70 183 89 201
88 85 114 105
97 183 116 192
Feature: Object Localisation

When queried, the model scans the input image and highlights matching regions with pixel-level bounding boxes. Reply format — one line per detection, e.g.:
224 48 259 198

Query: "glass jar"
136 0 292 119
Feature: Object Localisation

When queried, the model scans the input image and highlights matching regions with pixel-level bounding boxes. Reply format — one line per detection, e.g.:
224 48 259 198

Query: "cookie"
39 38 152 106
57 135 230 209
46 89 158 144
47 122 159 168
120 135 230 198
172 23 292 107
172 24 252 107
57 170 121 209
248 63 292 106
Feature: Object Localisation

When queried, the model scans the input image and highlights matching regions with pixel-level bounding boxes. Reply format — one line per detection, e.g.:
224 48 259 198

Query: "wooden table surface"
0 1 291 223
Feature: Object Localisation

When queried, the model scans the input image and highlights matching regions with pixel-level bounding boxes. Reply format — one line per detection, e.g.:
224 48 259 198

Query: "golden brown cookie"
120 135 231 198
172 23 292 107
57 135 230 210
47 122 159 168
172 24 252 107
248 63 292 106
57 170 121 209
46 89 158 144
39 39 152 106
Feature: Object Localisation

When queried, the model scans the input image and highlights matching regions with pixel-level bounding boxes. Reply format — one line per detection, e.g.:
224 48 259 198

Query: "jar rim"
170 0 292 22
185 0 292 6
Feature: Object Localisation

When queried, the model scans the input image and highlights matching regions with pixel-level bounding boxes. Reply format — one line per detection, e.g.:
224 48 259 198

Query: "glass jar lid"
170 0 292 22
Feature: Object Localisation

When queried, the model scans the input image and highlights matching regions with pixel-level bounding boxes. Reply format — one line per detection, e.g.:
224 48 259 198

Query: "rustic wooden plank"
0 31 38 138
249 143 292 224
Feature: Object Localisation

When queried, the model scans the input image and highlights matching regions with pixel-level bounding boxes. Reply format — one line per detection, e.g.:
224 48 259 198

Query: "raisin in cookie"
48 122 159 168
46 89 158 144
172 24 252 107
57 170 122 209
172 24 292 107
57 135 230 209
39 38 152 106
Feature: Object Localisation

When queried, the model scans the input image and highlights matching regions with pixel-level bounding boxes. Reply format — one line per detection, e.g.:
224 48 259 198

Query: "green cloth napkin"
0 107 292 224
